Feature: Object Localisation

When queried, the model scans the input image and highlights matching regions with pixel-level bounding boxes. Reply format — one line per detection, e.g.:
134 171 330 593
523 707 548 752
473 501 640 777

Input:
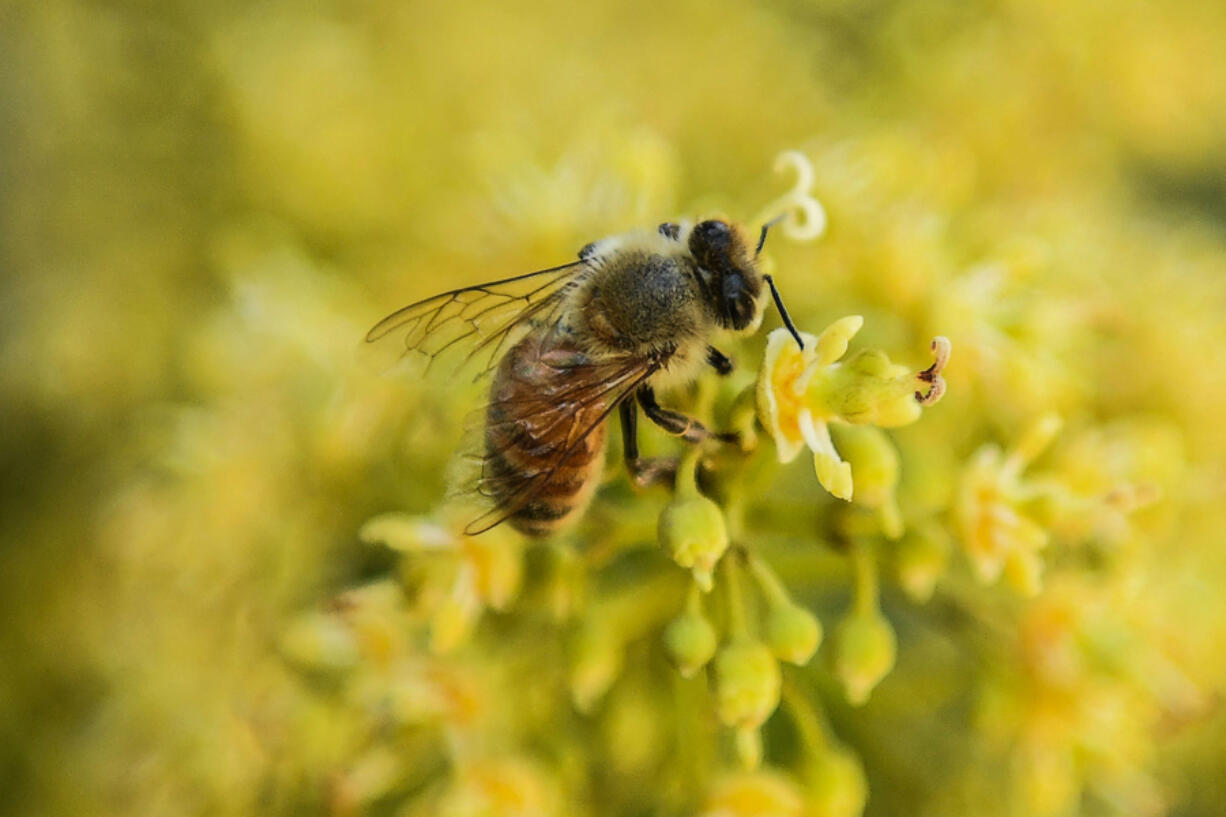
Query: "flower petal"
799 411 853 500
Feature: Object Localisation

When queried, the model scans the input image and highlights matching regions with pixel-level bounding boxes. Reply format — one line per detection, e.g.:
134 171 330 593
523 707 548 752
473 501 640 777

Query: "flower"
954 414 1060 595
359 509 524 652
757 318 950 501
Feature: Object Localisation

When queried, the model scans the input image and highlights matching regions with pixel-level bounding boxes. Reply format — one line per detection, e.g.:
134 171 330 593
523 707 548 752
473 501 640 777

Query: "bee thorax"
577 250 705 354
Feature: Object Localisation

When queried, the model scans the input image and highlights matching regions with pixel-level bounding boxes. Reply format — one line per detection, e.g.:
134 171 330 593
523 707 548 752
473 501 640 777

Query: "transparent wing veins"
365 260 588 376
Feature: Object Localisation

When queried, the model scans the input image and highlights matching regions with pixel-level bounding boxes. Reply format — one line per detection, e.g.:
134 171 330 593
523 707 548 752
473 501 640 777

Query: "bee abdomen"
482 331 610 536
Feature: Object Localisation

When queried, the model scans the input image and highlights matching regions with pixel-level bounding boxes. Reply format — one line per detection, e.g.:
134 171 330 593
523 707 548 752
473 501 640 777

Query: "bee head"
688 219 763 332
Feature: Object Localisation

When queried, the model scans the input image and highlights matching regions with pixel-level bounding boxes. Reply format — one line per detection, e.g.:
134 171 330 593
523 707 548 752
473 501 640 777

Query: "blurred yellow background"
3 1 1226 815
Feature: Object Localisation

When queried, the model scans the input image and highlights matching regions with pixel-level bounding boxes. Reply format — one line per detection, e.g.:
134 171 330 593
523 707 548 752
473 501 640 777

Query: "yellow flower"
359 509 524 652
954 414 1061 595
757 318 950 501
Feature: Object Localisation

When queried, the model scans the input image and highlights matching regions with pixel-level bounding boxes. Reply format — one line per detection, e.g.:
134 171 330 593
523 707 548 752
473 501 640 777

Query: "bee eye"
721 272 756 329
722 271 744 301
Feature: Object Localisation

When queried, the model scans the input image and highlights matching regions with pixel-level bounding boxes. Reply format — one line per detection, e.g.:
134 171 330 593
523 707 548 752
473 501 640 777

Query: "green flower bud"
829 608 896 706
831 426 903 539
802 744 868 817
658 493 728 591
765 601 823 666
663 597 718 678
895 524 950 603
715 638 782 730
750 554 823 666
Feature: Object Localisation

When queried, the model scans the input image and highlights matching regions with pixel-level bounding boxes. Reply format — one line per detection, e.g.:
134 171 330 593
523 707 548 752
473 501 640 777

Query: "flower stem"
851 539 879 616
725 557 751 640
782 676 828 753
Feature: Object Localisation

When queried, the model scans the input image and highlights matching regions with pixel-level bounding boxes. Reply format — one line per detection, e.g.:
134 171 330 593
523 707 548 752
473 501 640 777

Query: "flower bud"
831 426 903 539
765 601 822 666
801 744 868 817
829 608 896 706
658 493 728 591
664 599 718 678
895 524 950 603
715 638 782 730
750 556 822 666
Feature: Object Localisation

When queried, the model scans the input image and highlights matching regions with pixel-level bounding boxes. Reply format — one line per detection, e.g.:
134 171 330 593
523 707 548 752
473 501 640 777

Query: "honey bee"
367 219 803 536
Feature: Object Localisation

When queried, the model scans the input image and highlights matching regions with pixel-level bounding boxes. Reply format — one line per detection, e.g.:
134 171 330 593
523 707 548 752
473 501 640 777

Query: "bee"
366 218 803 536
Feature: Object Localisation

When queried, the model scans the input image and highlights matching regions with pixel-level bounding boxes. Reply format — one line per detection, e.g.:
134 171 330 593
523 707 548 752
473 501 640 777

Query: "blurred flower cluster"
6 1 1226 817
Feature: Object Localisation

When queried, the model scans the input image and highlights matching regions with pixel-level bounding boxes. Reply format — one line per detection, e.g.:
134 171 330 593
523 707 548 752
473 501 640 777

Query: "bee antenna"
755 214 787 257
763 274 804 350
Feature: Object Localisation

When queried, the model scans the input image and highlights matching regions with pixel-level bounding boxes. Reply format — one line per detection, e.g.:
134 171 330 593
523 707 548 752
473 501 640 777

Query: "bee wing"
461 353 662 535
365 260 589 376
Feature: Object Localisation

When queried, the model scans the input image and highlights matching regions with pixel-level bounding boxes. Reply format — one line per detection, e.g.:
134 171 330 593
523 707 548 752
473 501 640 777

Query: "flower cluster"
20 4 1225 812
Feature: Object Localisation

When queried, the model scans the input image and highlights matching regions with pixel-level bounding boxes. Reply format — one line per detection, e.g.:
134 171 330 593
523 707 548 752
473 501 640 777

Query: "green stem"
676 445 702 498
725 557 751 640
685 580 705 617
851 539 879 616
746 552 791 609
781 676 828 753
724 486 747 543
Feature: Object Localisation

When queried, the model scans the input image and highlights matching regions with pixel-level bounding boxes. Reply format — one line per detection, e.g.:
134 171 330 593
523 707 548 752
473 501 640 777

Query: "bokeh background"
4 1 1226 815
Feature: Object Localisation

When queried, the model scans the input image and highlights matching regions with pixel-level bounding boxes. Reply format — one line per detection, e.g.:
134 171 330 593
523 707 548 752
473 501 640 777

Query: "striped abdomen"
482 329 609 536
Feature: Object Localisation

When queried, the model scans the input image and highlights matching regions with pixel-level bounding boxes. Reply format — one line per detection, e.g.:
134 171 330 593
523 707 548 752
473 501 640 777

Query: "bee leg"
637 387 738 445
619 399 677 487
706 346 733 376
657 222 681 240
